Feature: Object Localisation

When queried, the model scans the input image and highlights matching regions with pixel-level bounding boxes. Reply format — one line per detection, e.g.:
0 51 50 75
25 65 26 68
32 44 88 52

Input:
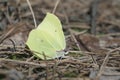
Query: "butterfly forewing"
37 13 66 50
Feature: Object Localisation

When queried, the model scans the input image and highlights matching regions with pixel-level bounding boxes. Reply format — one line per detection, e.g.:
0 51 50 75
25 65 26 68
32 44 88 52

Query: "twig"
0 27 15 44
0 58 46 67
90 0 99 35
9 39 16 51
26 55 35 62
26 0 37 28
62 6 98 65
52 61 57 80
0 21 25 44
43 52 48 80
62 7 81 51
68 50 96 55
95 47 120 79
52 0 61 14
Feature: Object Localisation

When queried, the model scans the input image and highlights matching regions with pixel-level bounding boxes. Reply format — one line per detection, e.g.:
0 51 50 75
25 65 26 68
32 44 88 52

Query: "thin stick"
52 0 61 14
90 0 99 35
26 55 35 62
95 47 120 79
62 9 81 51
0 58 45 67
62 6 97 65
9 39 16 51
26 0 37 28
43 52 48 80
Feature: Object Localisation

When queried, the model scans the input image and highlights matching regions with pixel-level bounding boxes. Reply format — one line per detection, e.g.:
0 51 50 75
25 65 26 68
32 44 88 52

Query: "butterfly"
26 13 66 60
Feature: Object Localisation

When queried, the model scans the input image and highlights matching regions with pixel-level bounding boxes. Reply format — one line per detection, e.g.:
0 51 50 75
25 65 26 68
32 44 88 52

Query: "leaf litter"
0 0 120 80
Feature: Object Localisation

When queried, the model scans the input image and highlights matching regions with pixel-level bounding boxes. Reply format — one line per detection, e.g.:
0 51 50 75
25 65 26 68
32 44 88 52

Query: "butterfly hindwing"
26 29 57 59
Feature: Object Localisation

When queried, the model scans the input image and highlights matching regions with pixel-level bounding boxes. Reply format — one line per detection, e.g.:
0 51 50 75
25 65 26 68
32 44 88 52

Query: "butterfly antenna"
26 0 37 28
52 0 61 14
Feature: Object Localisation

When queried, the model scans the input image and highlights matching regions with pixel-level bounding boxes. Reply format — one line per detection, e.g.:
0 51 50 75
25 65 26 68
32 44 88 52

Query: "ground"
0 0 120 80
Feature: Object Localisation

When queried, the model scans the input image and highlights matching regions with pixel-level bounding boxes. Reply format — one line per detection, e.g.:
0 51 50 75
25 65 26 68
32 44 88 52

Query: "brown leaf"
75 34 109 54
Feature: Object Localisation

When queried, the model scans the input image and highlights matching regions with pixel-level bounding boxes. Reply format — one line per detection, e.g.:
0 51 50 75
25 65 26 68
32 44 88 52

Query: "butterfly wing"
26 13 66 59
26 29 57 59
37 13 66 50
